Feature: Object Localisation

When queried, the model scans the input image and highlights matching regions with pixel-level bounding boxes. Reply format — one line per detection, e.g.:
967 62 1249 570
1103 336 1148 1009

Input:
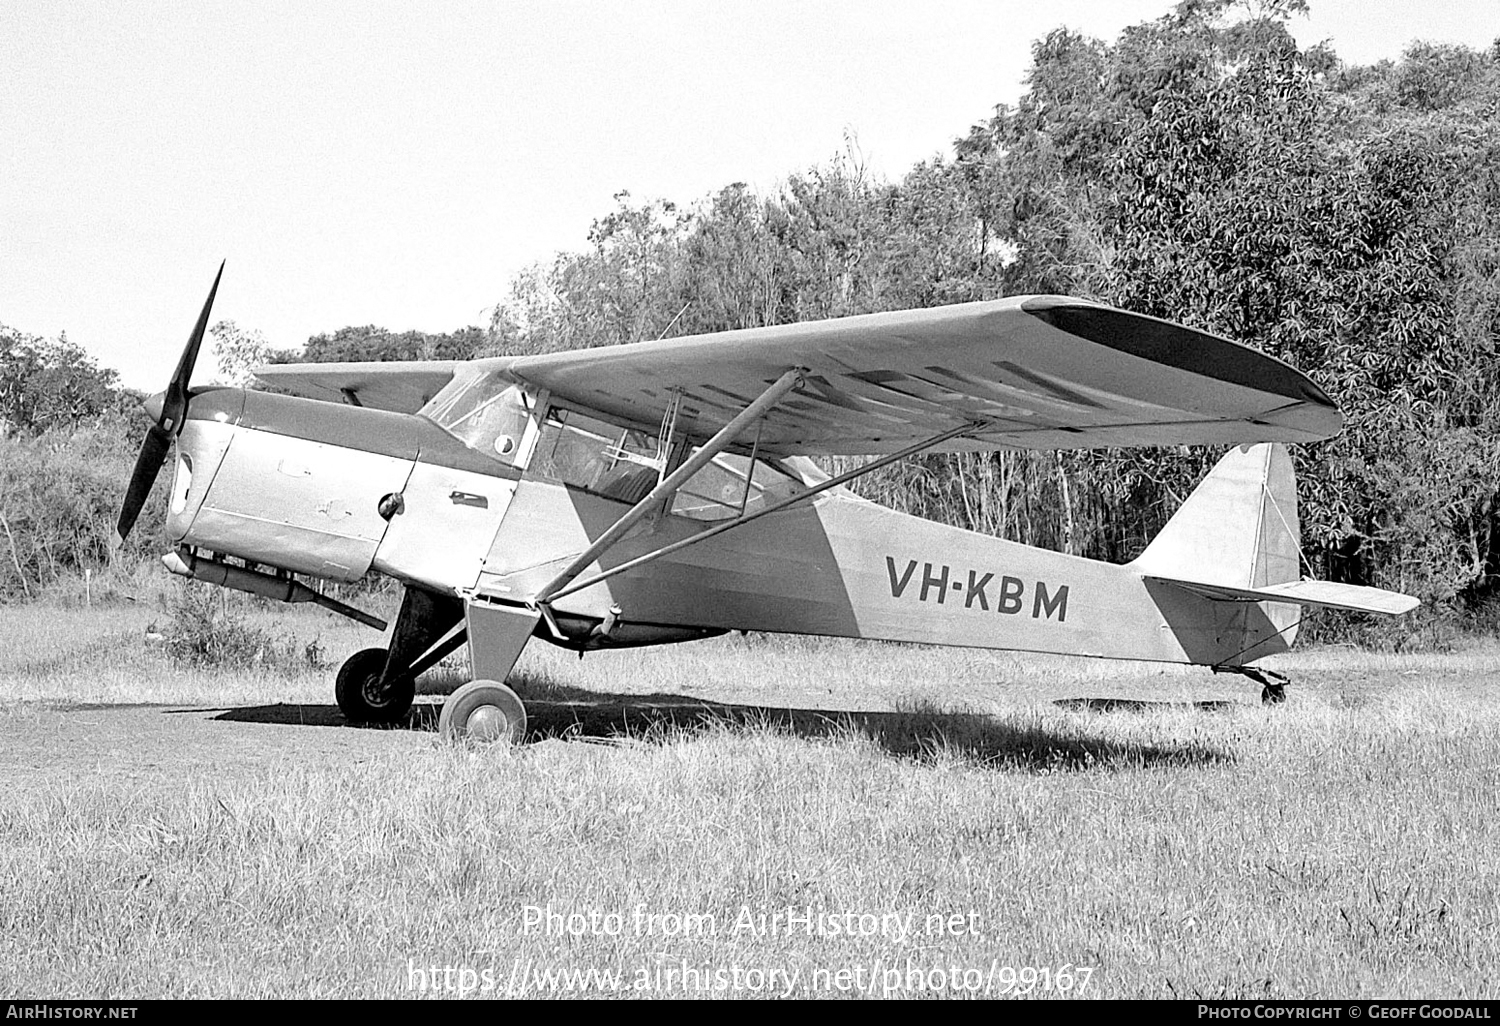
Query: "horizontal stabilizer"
1146 576 1420 615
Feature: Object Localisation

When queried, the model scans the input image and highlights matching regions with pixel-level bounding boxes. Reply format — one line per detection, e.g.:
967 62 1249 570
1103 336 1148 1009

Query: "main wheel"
335 647 415 724
439 679 527 744
1261 683 1287 705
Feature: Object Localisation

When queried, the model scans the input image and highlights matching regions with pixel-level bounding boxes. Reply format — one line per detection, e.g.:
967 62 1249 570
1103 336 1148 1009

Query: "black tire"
1261 684 1287 706
439 679 526 744
335 647 415 724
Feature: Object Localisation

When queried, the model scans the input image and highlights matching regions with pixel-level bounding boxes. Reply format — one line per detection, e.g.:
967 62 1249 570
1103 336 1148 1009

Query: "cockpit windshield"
418 370 531 464
420 370 819 514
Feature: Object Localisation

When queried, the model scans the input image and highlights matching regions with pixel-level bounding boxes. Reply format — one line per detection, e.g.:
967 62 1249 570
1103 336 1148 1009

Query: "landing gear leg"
438 600 541 743
335 586 465 725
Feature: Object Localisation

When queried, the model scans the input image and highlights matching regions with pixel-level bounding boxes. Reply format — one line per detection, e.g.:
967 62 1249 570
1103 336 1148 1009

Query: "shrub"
152 583 327 673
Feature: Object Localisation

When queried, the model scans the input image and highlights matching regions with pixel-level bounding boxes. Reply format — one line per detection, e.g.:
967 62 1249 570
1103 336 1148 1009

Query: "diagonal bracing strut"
541 419 981 605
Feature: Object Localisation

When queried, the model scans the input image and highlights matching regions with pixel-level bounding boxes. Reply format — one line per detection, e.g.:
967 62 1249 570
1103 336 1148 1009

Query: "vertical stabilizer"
1129 443 1300 590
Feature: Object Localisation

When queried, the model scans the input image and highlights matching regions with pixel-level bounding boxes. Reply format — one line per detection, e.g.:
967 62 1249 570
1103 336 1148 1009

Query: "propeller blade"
161 260 224 433
115 424 173 546
115 262 225 547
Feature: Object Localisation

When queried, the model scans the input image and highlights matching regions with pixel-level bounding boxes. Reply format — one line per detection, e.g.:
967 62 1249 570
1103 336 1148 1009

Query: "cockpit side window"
419 371 532 465
670 452 807 522
531 407 664 503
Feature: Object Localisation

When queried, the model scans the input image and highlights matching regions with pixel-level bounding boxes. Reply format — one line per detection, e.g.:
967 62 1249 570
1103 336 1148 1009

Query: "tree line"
4 0 1497 644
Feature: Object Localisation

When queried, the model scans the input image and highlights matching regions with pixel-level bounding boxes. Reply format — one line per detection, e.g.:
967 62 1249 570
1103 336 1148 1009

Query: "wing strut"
542 419 979 605
531 368 805 606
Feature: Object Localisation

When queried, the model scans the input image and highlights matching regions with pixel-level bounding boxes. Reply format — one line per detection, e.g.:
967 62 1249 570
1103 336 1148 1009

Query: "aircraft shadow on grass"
205 678 1233 771
1052 697 1239 714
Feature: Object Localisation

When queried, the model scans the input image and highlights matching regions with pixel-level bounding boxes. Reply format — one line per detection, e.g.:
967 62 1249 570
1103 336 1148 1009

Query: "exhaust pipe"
162 548 387 631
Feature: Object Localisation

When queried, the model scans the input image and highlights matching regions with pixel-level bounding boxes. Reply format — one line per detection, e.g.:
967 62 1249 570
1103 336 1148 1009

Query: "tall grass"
2 601 1497 998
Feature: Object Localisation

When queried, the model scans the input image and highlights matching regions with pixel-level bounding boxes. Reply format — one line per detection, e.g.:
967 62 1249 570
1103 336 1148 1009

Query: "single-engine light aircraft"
115 264 1418 741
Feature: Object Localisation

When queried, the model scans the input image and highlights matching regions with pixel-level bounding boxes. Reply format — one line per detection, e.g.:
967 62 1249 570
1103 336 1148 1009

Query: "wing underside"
483 296 1341 455
253 361 458 414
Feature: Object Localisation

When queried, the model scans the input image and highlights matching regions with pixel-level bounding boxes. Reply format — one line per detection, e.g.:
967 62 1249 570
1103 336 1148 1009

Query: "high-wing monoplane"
115 265 1418 741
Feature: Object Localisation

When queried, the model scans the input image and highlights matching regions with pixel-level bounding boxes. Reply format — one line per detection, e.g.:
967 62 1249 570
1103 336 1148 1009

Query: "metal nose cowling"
114 262 224 546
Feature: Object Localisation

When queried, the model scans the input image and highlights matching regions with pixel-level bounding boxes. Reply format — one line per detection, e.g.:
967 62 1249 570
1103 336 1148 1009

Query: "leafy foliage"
152 583 327 671
210 321 300 386
0 413 166 600
302 324 487 363
1 326 124 435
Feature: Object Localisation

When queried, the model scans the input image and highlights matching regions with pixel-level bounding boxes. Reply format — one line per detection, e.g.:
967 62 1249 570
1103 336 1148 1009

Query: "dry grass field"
1 589 1498 999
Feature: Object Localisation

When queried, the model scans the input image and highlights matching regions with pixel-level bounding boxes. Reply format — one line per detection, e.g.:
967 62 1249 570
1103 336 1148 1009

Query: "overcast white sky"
3 0 1497 390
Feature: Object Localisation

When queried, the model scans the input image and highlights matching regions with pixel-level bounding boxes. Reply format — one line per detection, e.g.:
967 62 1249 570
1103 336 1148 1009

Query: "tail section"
1132 444 1418 629
1131 443 1300 591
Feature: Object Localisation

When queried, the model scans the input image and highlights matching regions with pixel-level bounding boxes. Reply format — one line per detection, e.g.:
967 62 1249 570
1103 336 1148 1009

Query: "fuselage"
165 379 1293 667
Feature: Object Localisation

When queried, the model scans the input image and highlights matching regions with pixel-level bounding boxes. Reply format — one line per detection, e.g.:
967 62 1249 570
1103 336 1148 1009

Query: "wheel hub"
465 704 511 741
361 675 392 708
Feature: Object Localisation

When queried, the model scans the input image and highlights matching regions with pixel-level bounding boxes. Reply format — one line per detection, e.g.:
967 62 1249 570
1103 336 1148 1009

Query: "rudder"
1130 443 1301 591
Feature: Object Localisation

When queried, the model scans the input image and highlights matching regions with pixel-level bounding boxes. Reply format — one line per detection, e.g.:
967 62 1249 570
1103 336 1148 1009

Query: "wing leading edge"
482 296 1341 455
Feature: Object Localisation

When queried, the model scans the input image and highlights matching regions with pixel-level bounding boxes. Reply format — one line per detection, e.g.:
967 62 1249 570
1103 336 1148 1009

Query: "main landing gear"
334 645 529 742
437 680 527 744
334 587 539 744
335 647 415 723
334 586 467 728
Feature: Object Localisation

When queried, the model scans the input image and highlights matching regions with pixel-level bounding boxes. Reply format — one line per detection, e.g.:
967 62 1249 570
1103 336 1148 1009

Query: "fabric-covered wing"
252 361 458 414
486 296 1341 455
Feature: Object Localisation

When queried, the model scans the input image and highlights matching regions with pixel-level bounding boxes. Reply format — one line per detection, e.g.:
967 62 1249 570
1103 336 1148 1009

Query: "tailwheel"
1212 664 1291 707
439 679 527 744
335 647 415 725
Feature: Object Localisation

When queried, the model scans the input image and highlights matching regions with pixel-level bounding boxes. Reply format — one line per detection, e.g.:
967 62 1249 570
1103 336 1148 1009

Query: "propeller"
114 261 224 546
